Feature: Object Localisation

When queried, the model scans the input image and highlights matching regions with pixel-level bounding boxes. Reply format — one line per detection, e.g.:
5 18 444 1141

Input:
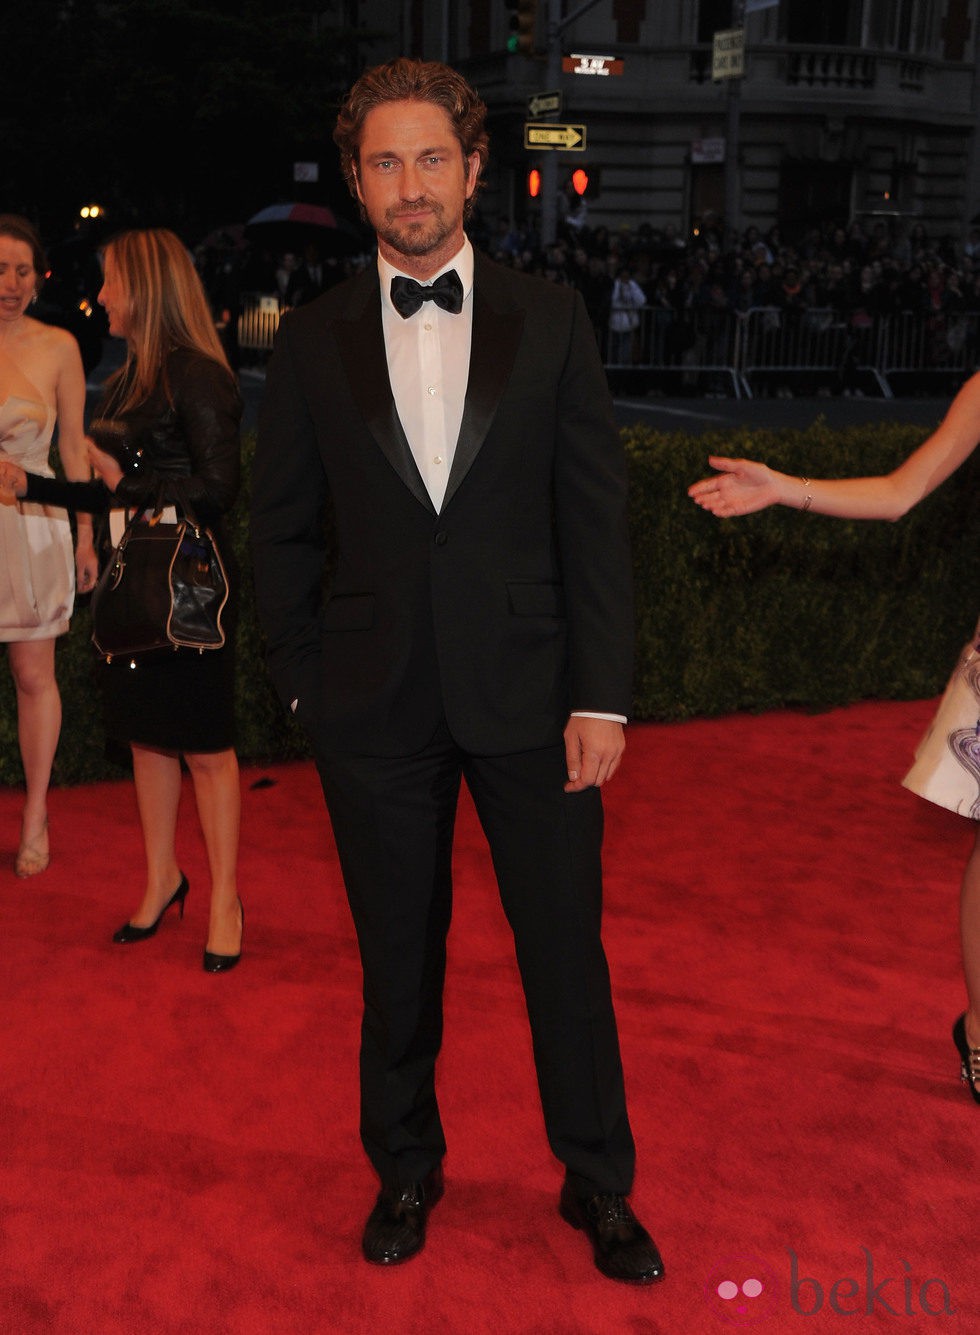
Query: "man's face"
354 98 480 271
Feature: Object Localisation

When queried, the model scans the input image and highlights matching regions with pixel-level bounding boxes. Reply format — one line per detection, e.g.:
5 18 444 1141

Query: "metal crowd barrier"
237 293 287 352
235 292 980 398
876 311 980 392
603 305 980 398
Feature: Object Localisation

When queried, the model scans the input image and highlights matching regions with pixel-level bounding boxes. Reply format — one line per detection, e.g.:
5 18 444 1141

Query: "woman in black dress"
1 229 244 971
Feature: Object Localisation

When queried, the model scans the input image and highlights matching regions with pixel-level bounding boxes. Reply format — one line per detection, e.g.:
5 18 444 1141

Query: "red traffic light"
528 168 541 198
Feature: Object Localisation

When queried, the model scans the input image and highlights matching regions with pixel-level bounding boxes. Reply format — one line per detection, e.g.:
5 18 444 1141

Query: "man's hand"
563 716 625 793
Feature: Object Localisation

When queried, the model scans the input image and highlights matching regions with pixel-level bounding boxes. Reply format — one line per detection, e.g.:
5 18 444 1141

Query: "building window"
865 0 944 53
786 0 860 44
697 0 732 44
779 160 854 232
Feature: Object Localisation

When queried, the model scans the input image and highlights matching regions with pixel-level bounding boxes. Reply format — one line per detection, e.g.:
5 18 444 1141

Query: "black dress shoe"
559 1180 665 1285
361 1166 444 1265
112 874 189 944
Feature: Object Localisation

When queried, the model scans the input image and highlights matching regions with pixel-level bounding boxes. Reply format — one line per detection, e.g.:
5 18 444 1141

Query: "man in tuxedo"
250 57 662 1287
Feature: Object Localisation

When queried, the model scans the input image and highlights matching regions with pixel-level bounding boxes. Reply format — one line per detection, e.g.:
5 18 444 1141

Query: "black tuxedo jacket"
251 250 634 758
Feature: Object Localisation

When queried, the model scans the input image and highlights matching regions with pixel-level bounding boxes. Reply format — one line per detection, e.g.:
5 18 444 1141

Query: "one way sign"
523 123 587 151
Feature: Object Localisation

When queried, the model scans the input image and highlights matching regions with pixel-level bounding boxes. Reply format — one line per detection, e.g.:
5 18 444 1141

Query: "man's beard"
373 198 455 258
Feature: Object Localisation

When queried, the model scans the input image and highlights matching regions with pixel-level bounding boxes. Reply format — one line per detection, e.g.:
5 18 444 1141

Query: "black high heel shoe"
112 874 189 944
952 1014 980 1105
203 898 244 973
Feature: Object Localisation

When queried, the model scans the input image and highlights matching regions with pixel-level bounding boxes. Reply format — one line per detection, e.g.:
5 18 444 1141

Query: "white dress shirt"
378 241 473 514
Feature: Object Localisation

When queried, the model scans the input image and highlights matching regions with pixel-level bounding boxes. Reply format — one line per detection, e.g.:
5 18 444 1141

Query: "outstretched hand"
688 454 781 517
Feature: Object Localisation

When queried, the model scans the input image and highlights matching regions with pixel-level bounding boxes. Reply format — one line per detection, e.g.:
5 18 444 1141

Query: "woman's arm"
23 471 112 513
0 450 110 513
50 328 98 591
688 371 980 522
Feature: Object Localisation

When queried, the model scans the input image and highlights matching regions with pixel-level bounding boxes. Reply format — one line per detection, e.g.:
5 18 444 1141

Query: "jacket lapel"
335 272 434 514
443 259 524 510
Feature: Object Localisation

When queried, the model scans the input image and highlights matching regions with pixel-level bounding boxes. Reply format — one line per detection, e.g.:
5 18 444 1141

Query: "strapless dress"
0 392 74 642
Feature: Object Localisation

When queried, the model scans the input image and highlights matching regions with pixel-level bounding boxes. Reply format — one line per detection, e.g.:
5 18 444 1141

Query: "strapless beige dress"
903 623 980 820
0 392 74 641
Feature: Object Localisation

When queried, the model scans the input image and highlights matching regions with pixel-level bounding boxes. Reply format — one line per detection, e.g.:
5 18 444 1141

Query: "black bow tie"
390 269 464 318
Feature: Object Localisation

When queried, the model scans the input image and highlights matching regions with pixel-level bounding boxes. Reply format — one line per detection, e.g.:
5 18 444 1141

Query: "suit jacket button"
434 530 448 546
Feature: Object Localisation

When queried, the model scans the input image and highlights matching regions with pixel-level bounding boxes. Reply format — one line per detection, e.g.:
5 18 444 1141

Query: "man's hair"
333 57 489 218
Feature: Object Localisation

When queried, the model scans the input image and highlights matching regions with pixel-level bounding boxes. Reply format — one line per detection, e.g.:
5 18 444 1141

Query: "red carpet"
1 699 977 1333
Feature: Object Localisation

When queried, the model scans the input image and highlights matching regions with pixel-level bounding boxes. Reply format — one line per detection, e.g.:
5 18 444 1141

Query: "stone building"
352 0 980 247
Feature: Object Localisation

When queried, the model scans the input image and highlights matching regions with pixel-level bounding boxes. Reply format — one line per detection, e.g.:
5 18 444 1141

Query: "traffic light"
528 168 541 198
506 0 537 55
568 165 600 199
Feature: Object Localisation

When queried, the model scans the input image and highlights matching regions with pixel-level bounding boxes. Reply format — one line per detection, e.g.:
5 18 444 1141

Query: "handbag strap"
114 484 207 547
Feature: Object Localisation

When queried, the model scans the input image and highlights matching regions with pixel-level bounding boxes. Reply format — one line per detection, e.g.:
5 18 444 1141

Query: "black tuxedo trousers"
316 723 635 1195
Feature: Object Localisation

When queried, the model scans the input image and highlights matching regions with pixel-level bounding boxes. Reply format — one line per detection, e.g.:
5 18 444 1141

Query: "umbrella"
245 202 365 254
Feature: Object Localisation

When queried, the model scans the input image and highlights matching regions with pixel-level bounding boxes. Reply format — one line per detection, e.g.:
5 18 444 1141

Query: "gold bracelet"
800 476 813 512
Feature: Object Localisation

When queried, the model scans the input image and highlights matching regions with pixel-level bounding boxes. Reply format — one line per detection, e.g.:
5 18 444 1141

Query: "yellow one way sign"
523 123 587 151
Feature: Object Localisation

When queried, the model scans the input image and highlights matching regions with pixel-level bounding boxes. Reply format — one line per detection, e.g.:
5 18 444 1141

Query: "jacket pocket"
506 581 566 618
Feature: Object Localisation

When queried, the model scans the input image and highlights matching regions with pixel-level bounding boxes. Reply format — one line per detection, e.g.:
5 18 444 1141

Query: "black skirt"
97 582 238 754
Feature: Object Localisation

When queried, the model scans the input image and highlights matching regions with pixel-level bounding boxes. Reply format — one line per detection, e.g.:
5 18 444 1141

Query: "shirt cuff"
571 710 628 725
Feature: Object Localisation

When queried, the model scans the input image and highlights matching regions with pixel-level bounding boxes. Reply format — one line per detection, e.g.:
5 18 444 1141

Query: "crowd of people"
485 209 980 340
194 202 980 379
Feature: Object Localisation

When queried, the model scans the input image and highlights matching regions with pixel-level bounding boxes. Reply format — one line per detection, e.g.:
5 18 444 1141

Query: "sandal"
15 820 49 878
952 1013 980 1105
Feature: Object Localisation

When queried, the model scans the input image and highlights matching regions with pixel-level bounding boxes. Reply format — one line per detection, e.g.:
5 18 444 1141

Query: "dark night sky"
5 0 370 245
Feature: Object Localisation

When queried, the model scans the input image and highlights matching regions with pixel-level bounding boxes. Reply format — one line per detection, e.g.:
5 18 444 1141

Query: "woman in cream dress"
688 371 980 1109
0 215 95 876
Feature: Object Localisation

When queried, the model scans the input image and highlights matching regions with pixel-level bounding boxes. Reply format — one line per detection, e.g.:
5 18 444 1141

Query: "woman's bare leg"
185 747 242 955
127 743 184 925
8 638 59 875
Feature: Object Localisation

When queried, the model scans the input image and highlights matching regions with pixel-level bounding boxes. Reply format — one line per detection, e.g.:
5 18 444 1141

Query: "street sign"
692 137 726 164
562 53 624 77
524 123 587 151
527 90 562 119
712 28 744 80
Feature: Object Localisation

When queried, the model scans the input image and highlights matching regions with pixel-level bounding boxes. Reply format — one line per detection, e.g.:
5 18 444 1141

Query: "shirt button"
427 385 437 396
434 530 448 546
433 455 443 466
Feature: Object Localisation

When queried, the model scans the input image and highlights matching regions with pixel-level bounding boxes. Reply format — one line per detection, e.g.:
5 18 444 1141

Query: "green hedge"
2 418 975 786
626 417 980 718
